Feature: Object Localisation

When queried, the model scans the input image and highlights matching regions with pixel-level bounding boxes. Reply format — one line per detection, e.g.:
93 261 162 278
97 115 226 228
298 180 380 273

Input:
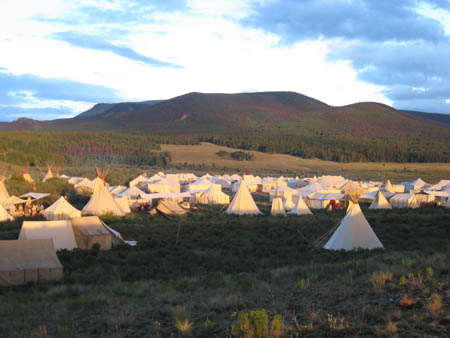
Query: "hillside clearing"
159 142 450 182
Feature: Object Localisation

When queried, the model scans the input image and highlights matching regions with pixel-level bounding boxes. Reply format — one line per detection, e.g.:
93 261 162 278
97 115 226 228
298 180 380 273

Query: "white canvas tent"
0 239 63 286
197 184 230 204
389 193 420 208
19 220 78 251
381 180 396 193
307 192 344 209
0 204 14 222
323 203 384 251
271 197 286 216
0 178 11 207
42 164 54 182
82 175 126 217
188 177 215 192
225 180 262 215
129 174 148 187
288 196 312 215
71 216 113 250
146 178 180 193
44 196 82 220
369 191 392 210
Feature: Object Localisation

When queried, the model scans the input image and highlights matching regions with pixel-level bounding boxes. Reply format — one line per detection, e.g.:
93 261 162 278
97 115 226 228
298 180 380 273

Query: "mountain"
401 110 450 126
1 91 449 139
76 100 162 120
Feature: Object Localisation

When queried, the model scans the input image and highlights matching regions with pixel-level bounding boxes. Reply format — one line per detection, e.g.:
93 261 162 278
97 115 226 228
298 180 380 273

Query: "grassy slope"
0 205 449 337
159 142 450 182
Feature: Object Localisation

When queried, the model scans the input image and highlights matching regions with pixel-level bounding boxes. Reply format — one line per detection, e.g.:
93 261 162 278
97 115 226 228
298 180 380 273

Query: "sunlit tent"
307 192 344 209
109 185 127 196
288 196 312 215
71 216 113 250
114 196 132 214
225 180 262 215
19 220 78 251
389 193 420 208
68 177 84 185
323 202 384 251
20 192 51 201
0 176 11 207
284 195 296 210
82 170 127 217
381 180 396 193
44 196 81 220
340 180 368 197
0 204 14 222
0 239 63 286
427 179 450 191
271 197 286 216
369 191 392 210
318 175 347 188
197 184 230 204
189 177 215 192
156 199 188 216
129 174 148 187
360 190 395 200
41 163 55 182
146 177 181 193
403 178 427 192
74 177 96 192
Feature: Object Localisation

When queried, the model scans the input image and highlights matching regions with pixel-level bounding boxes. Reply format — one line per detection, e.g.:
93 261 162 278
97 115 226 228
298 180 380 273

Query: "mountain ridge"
1 91 449 138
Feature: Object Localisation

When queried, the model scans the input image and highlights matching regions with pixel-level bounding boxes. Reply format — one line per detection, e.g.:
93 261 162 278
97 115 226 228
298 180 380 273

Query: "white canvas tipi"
225 180 262 215
0 177 11 207
369 191 392 210
323 203 383 251
82 170 126 217
0 204 13 222
44 196 82 220
288 196 312 215
197 184 230 205
271 197 286 216
42 163 55 182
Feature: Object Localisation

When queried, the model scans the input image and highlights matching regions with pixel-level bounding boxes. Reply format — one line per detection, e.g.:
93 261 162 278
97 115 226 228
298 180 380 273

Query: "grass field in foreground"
159 142 450 182
0 204 449 337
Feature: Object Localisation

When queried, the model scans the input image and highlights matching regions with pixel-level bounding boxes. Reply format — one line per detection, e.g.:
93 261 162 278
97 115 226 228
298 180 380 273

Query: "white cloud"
0 0 394 120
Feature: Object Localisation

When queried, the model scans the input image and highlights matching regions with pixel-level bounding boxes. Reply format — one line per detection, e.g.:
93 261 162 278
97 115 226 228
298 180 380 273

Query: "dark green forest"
0 130 449 166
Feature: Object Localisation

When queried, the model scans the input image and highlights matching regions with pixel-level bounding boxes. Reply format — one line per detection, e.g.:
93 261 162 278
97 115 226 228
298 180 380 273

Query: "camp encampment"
82 170 127 217
225 180 262 215
0 239 63 286
323 203 384 251
19 220 78 251
44 196 82 220
369 191 392 210
156 199 188 216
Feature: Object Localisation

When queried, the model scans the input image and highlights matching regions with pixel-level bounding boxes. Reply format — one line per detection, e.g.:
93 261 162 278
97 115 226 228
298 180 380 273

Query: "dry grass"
159 142 450 181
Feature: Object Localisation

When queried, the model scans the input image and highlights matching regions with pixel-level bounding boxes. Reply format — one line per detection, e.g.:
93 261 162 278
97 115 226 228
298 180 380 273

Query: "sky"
1 0 450 121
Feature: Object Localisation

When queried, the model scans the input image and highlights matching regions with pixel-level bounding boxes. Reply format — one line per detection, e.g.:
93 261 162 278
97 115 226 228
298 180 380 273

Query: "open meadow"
0 197 449 337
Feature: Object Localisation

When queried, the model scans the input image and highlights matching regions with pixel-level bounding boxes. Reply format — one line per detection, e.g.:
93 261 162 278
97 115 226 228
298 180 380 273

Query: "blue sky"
1 0 450 121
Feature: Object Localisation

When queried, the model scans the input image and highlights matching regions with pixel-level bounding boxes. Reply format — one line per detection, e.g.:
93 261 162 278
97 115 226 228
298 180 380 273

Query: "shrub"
370 271 393 290
425 293 443 319
232 309 269 338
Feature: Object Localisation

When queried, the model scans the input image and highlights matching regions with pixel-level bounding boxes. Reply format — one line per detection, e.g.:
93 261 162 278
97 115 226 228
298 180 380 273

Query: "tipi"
44 196 82 220
0 204 14 222
288 196 312 215
82 169 126 217
42 163 55 182
0 174 11 207
197 184 230 204
369 191 392 210
225 180 262 215
323 202 384 251
271 197 286 216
